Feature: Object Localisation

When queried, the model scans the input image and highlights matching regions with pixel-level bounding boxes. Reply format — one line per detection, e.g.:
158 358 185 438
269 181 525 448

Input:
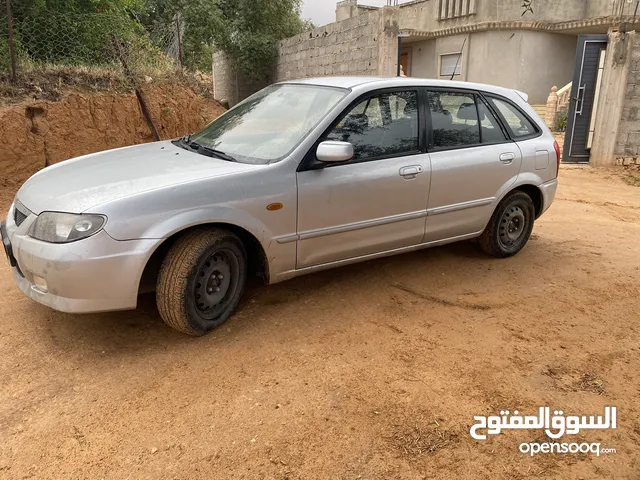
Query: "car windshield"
188 84 348 165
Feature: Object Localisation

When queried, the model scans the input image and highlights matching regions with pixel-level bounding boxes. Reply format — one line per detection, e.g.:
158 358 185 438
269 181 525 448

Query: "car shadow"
29 237 565 357
239 239 489 304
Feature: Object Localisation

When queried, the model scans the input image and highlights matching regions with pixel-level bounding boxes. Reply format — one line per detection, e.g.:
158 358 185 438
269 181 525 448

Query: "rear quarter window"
488 97 538 139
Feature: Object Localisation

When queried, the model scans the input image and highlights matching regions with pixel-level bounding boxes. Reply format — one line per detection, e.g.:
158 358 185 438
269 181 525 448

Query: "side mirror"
316 141 354 163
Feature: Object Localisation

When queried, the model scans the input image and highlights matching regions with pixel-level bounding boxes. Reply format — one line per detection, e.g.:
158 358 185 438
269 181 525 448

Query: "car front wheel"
156 228 247 336
478 191 535 258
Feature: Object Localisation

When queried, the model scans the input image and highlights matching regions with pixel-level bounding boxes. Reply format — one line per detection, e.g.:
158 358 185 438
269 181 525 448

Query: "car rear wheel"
478 191 535 258
156 228 247 336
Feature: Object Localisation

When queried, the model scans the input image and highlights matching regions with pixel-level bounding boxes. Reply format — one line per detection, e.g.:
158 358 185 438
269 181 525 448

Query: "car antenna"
450 37 467 81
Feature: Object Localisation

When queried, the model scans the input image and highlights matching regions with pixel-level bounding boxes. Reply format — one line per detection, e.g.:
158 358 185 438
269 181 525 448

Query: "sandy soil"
0 167 639 479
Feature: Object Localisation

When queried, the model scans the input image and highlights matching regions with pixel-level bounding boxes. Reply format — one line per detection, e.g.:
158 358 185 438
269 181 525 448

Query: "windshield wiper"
188 141 237 162
172 135 192 152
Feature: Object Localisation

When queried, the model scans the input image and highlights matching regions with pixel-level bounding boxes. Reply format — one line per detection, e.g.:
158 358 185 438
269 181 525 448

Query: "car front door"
296 89 431 268
423 89 523 242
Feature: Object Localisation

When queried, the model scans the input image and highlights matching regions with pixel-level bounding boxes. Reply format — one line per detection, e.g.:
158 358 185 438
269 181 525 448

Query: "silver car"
2 77 559 335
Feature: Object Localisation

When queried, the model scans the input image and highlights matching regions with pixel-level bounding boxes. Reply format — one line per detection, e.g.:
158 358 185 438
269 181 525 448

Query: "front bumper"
3 206 158 314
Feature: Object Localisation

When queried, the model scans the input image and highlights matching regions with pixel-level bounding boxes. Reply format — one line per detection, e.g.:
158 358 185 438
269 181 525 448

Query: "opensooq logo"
470 406 616 440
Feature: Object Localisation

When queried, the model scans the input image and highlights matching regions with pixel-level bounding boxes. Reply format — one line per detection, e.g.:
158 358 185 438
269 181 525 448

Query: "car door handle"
500 153 516 164
399 165 423 178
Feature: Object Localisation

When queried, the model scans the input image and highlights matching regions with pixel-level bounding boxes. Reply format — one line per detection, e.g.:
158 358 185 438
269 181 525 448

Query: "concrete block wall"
212 51 234 104
212 51 269 107
212 6 400 107
591 30 640 166
274 7 399 82
614 33 640 162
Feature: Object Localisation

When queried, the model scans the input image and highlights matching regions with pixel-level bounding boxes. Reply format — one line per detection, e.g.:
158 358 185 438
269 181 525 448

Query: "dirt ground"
0 167 639 479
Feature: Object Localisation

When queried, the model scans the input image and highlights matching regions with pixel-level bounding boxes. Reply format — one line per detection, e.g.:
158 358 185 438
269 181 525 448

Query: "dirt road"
1 167 639 479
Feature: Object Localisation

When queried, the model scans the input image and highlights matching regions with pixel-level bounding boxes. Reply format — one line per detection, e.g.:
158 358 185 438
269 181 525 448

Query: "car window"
326 91 419 161
477 98 508 144
428 91 480 148
335 97 383 129
189 84 347 165
489 97 537 138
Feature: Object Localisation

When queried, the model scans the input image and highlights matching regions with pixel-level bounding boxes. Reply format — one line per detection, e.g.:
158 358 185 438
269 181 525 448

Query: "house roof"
399 15 640 40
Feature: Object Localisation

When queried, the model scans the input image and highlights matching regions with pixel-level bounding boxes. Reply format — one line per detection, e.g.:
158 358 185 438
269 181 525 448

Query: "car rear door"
296 88 431 268
486 95 557 185
423 89 523 242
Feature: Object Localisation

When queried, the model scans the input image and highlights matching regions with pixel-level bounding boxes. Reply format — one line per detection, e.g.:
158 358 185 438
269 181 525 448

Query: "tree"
208 0 311 80
10 0 146 65
139 0 311 77
12 0 143 20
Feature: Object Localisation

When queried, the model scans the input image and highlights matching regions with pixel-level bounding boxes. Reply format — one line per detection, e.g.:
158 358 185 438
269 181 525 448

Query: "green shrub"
556 108 568 132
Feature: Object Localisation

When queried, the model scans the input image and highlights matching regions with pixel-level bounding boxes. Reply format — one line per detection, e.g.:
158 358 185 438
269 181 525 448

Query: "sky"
301 0 408 27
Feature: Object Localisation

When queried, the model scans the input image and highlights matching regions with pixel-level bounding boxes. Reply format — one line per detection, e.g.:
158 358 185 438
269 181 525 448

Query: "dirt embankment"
0 84 226 188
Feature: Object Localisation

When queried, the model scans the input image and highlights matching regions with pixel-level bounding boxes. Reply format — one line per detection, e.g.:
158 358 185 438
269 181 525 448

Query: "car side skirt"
271 230 484 284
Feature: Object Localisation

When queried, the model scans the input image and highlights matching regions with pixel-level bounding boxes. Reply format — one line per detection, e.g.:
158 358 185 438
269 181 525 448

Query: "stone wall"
211 6 400 106
274 7 399 82
590 30 640 167
615 32 640 164
212 51 234 105
212 51 269 107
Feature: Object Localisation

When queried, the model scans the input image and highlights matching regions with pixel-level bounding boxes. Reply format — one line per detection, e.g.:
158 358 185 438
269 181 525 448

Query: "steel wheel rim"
193 249 239 319
499 205 526 248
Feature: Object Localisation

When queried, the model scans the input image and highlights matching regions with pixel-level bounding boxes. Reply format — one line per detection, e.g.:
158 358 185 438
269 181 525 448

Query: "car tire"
478 191 535 258
156 228 247 336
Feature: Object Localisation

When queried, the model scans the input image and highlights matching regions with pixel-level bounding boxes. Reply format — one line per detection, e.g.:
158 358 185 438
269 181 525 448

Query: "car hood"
16 141 258 214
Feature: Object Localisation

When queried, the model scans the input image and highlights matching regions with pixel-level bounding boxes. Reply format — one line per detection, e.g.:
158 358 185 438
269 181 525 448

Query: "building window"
440 53 462 77
438 0 477 20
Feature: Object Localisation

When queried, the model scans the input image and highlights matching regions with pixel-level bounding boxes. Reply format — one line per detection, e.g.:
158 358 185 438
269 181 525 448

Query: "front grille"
13 201 30 227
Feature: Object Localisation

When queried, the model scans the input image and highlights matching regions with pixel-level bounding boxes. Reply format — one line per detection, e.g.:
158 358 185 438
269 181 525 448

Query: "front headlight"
29 212 106 243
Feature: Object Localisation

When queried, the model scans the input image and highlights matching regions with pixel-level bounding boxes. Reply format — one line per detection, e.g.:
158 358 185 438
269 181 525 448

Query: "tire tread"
478 191 534 258
156 228 244 336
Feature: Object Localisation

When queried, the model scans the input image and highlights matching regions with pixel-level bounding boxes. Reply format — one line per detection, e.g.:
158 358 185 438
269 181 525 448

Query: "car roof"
279 76 529 103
